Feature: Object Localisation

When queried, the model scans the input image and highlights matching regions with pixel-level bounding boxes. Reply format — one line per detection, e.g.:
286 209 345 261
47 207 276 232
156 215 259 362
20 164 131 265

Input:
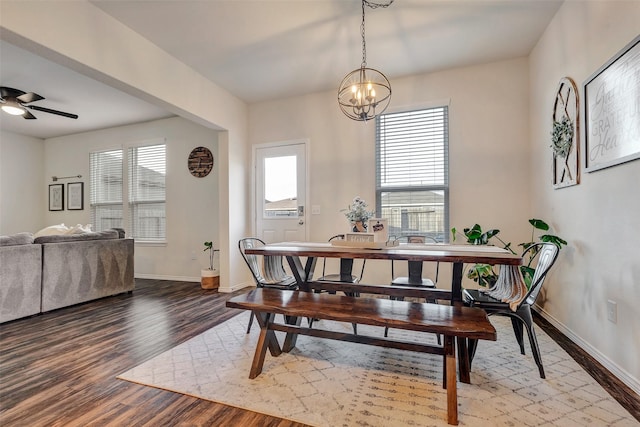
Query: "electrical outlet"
606 300 617 324
191 251 197 261
312 205 321 215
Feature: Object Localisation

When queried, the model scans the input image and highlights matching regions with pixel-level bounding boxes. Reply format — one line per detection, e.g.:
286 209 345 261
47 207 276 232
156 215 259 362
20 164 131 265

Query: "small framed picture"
49 184 64 211
67 182 84 210
368 218 388 242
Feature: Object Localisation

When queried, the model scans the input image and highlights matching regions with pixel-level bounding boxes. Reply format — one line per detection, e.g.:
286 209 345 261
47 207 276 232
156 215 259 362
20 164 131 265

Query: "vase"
201 268 219 290
352 220 367 232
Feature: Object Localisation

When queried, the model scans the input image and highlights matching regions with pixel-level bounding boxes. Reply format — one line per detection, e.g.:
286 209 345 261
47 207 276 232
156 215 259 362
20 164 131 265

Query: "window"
90 141 166 242
90 150 124 232
128 144 166 241
375 107 449 242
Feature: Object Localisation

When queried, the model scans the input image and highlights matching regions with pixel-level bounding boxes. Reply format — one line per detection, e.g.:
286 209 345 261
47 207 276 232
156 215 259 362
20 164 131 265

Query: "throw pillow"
34 224 69 238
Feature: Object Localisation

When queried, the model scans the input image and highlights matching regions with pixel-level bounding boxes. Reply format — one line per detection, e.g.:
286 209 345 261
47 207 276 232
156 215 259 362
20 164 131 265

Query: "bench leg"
457 337 471 384
249 313 281 379
282 315 302 352
444 336 458 425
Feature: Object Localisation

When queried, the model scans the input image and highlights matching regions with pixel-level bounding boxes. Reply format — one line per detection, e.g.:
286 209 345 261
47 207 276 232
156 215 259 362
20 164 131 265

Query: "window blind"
375 107 449 241
128 144 166 241
90 150 123 232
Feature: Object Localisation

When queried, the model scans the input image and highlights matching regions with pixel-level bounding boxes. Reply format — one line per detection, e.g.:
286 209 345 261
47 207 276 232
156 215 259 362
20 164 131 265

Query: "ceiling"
0 0 563 140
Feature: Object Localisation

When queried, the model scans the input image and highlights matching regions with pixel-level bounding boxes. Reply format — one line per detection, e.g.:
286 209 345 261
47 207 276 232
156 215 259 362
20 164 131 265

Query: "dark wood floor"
1 279 638 426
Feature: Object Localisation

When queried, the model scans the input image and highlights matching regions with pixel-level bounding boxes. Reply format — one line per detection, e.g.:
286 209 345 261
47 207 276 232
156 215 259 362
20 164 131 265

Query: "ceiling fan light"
1 102 26 116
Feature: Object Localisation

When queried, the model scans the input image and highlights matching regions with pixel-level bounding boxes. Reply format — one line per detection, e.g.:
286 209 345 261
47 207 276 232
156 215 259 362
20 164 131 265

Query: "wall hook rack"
52 175 82 182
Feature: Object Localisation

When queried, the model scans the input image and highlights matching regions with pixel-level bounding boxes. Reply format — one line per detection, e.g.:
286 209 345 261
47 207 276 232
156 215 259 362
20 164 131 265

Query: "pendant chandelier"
338 0 393 122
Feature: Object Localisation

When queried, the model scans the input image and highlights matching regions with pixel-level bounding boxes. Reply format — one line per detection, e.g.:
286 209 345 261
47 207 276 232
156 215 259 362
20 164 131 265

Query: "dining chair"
315 234 366 333
390 235 440 288
238 237 298 333
385 235 441 339
463 242 560 378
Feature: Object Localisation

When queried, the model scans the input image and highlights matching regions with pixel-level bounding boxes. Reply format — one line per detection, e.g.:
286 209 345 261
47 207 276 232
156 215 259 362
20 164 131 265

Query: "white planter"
201 268 219 290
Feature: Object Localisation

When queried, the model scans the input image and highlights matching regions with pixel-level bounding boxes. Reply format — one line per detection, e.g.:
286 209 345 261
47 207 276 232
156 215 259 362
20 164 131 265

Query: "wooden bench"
226 288 496 425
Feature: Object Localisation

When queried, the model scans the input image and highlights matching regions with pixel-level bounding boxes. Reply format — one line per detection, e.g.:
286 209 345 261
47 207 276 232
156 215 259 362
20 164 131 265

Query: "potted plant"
201 241 220 290
451 219 567 288
342 196 375 232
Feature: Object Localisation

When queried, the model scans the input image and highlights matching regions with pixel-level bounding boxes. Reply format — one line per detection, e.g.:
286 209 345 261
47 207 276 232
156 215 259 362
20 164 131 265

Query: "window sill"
134 240 167 247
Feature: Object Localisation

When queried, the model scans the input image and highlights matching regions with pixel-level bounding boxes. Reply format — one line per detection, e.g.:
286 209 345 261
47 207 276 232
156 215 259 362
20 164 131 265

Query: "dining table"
244 241 522 383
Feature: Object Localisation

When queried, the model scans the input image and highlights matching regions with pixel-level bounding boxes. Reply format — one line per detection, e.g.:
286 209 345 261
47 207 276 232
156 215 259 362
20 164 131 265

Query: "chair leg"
246 311 255 334
352 323 358 335
384 326 389 337
510 317 526 355
518 306 545 379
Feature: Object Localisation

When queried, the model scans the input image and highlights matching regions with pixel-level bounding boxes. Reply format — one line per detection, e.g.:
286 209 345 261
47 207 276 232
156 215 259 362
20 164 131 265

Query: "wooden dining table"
244 241 522 383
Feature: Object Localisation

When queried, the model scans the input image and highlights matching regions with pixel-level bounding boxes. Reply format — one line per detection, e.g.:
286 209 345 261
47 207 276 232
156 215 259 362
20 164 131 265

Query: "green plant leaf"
204 241 213 251
540 234 567 247
485 229 500 239
529 219 549 231
520 266 535 289
451 227 457 242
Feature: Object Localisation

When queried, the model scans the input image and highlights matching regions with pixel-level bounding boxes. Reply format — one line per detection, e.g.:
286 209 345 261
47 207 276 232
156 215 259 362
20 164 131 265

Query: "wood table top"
245 242 522 266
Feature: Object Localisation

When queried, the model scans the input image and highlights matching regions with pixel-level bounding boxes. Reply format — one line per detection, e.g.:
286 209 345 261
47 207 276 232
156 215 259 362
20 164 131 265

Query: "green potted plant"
201 241 219 290
451 218 567 288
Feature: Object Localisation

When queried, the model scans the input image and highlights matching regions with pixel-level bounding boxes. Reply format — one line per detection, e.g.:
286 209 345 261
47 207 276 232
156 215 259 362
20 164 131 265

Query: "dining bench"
226 288 496 425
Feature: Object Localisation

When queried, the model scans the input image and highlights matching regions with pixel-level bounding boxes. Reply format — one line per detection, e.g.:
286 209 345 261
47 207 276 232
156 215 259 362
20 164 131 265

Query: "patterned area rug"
118 311 637 426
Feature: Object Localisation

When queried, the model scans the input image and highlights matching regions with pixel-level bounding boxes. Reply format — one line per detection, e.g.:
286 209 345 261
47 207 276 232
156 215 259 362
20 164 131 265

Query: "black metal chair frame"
315 234 366 333
386 235 441 341
464 242 560 378
238 237 297 333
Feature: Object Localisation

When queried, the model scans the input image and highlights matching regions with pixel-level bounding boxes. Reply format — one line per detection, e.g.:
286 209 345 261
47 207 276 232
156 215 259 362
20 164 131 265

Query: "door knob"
298 220 304 225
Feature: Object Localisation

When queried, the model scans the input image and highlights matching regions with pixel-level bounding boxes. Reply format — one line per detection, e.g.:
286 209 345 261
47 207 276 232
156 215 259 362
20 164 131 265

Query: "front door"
255 141 307 243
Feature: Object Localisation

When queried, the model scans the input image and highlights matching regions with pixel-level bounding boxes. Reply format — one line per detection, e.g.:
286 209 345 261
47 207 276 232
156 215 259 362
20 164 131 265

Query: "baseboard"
135 273 200 282
219 281 254 293
534 305 640 395
134 274 255 294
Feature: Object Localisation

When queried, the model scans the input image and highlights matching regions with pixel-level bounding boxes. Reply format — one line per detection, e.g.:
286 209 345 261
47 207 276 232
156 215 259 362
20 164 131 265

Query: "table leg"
249 312 281 379
452 262 471 384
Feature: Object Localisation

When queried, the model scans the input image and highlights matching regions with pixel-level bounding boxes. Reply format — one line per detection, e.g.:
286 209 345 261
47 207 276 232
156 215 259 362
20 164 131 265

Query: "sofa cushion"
0 232 35 246
34 230 119 244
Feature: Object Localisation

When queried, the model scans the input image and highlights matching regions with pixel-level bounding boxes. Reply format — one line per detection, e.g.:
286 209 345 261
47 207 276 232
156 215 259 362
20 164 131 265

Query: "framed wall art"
551 77 580 189
584 35 640 172
67 182 84 210
49 184 64 211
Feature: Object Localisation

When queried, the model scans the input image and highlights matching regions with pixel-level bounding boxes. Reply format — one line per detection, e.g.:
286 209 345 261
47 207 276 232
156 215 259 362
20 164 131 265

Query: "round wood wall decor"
187 146 214 178
551 77 580 189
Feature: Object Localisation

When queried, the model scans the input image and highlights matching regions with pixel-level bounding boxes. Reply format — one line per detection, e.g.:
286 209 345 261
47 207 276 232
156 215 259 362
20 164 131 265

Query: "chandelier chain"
360 0 394 68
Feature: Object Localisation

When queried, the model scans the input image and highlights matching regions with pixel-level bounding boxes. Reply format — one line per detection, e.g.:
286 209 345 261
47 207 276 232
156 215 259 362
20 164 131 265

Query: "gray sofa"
0 232 42 323
0 229 134 323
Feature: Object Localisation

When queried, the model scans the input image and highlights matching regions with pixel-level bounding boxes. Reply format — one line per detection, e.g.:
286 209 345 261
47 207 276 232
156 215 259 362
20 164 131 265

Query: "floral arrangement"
551 116 574 158
343 196 375 224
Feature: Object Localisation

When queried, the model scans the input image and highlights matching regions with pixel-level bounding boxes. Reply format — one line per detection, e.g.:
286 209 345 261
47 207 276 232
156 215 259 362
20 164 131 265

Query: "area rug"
118 311 637 426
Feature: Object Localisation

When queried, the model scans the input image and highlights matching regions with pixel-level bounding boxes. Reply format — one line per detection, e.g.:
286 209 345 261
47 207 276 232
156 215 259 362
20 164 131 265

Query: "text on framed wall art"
584 35 640 172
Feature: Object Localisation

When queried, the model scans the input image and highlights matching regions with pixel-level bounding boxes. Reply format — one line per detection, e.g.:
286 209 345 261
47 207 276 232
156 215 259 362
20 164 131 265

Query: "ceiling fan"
0 86 78 120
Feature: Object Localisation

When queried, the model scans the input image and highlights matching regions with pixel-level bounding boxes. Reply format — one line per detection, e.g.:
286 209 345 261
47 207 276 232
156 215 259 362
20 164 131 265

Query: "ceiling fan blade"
17 92 45 104
27 105 78 119
23 110 37 120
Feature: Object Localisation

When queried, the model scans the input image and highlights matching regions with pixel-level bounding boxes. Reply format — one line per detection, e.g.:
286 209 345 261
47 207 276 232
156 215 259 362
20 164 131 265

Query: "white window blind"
376 107 449 241
90 150 123 232
128 144 166 241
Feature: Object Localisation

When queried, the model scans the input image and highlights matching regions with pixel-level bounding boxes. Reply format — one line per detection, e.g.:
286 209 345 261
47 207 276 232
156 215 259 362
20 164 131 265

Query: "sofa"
0 229 134 323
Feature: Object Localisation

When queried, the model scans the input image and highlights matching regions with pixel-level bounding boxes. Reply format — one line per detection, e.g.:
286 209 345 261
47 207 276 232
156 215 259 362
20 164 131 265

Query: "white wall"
41 117 219 281
529 1 639 392
0 130 45 234
249 57 533 287
1 0 250 291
